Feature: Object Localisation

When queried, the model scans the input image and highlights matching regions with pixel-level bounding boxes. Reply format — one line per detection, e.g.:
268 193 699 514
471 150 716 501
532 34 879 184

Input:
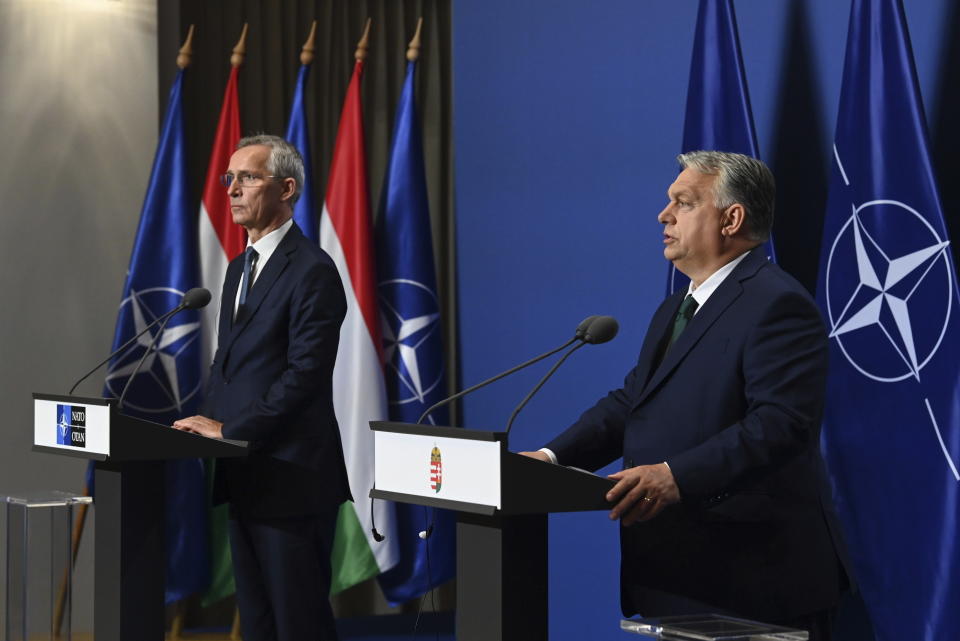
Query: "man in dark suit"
174 135 349 641
523 151 846 639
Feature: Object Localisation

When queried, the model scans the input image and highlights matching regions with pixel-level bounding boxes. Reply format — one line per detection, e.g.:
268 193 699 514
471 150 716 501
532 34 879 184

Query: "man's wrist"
538 448 558 465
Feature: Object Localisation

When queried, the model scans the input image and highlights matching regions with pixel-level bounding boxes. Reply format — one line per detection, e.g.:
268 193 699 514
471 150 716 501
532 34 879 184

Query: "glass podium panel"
3 491 91 641
621 614 809 641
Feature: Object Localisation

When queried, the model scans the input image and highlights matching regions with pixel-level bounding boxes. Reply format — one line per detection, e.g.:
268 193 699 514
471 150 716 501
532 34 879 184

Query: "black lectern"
33 393 247 641
369 421 615 641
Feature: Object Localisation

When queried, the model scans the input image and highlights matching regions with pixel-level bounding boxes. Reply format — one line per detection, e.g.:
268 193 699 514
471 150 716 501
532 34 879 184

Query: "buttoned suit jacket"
546 247 846 622
204 222 351 517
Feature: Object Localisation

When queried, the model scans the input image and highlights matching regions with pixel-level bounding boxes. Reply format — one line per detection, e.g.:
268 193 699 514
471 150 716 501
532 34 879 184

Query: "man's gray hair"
676 150 775 242
237 134 305 205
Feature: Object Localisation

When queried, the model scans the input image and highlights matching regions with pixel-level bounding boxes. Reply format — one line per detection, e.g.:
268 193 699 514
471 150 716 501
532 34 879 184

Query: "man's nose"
657 205 673 224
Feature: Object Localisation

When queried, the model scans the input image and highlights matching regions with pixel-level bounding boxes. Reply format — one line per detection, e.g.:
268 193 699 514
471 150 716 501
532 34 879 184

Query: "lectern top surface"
2 490 93 507
621 614 808 640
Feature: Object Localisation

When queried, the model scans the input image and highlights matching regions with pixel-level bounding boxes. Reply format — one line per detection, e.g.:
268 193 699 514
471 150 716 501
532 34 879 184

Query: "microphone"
504 315 618 436
582 315 618 344
417 315 600 424
69 288 211 396
114 288 211 408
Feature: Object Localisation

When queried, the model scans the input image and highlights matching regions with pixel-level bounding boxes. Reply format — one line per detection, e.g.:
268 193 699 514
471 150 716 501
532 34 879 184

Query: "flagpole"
407 17 423 61
231 22 248 68
176 24 195 69
301 20 317 65
355 17 371 61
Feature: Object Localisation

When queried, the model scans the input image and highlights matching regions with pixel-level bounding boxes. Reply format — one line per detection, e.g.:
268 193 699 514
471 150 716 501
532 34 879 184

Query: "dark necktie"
239 246 258 307
667 294 699 349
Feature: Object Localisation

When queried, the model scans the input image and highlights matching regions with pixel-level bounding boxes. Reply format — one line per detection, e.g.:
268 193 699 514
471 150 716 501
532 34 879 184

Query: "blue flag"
375 60 456 603
286 63 319 243
102 70 210 603
670 0 775 294
816 1 960 638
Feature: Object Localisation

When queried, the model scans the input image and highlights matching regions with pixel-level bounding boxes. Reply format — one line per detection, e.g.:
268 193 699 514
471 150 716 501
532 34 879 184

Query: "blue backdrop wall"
452 0 958 639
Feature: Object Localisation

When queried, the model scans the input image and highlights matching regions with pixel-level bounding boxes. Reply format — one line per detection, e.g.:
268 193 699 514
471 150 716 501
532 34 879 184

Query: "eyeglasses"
220 172 277 188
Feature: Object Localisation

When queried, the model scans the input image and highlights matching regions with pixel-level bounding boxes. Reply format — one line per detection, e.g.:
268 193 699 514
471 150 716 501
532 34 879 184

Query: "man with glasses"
174 134 349 641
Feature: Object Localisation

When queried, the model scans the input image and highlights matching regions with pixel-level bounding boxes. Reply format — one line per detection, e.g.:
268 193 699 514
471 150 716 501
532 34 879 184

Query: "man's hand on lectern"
173 415 224 439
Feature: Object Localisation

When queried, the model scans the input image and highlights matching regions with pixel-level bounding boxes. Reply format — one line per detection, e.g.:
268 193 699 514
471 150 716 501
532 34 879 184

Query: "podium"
32 393 247 641
370 421 615 641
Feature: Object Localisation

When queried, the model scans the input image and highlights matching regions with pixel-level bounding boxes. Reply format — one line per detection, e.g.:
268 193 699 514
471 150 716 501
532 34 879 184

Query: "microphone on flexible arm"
369 315 601 544
67 287 211 397
413 316 617 542
114 288 211 409
416 315 599 425
504 315 618 436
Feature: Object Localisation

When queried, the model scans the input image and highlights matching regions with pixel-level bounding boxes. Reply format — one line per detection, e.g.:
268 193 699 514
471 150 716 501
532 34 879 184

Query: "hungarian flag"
197 65 244 606
320 58 399 592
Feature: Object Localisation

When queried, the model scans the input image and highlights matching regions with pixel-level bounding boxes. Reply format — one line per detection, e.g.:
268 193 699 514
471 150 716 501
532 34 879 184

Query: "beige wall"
0 0 158 633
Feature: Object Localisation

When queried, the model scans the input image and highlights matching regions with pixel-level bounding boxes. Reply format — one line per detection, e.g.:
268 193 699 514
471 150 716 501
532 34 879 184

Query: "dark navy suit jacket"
547 247 847 622
204 222 351 518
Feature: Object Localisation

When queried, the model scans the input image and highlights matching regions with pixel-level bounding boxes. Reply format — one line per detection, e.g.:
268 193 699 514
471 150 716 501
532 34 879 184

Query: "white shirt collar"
685 250 751 314
247 218 294 283
232 218 294 315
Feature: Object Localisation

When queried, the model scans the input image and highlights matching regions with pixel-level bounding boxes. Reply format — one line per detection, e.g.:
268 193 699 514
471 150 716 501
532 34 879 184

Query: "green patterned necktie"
667 294 699 349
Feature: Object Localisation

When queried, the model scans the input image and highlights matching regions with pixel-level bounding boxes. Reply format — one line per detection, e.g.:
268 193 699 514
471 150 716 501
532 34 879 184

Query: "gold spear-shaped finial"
300 20 317 65
406 18 423 62
176 24 195 69
231 23 249 68
355 18 371 61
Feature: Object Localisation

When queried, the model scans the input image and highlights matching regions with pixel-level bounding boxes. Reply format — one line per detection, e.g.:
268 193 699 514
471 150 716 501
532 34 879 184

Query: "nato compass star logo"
825 146 958 479
103 287 202 415
379 279 443 419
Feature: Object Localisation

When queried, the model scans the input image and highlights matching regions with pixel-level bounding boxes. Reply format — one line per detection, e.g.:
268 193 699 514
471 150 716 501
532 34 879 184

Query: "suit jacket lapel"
634 289 686 390
219 223 301 357
221 258 243 335
633 248 767 408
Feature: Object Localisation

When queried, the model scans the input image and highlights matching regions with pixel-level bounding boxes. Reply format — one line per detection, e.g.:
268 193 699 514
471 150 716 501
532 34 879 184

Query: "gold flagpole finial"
300 20 318 65
231 23 249 68
406 18 423 62
176 24 195 69
355 18 372 62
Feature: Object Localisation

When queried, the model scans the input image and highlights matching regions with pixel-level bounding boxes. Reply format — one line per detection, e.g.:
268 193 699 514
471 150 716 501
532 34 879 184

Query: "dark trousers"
228 506 340 641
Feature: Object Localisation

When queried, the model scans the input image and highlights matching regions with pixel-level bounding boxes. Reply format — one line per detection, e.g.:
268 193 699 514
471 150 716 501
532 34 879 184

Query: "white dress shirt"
233 218 294 316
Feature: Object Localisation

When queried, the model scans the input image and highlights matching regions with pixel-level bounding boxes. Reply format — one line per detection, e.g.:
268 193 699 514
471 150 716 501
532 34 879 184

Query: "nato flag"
375 59 456 604
816 1 960 639
286 63 319 243
102 69 209 603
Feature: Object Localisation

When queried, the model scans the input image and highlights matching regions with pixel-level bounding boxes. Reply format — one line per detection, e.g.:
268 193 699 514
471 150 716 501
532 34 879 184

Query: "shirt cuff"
538 448 558 465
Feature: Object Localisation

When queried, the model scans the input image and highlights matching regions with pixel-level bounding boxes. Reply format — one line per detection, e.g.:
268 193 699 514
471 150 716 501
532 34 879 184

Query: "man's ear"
720 203 747 237
279 177 297 203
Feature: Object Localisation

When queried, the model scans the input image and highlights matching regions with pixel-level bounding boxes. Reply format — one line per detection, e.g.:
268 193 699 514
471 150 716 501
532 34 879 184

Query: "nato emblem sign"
56 404 86 448
430 445 442 493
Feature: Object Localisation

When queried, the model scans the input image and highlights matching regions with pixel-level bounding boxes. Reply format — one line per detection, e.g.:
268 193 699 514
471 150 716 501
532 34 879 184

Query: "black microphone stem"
417 336 578 424
68 303 185 395
116 312 176 409
505 341 587 436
